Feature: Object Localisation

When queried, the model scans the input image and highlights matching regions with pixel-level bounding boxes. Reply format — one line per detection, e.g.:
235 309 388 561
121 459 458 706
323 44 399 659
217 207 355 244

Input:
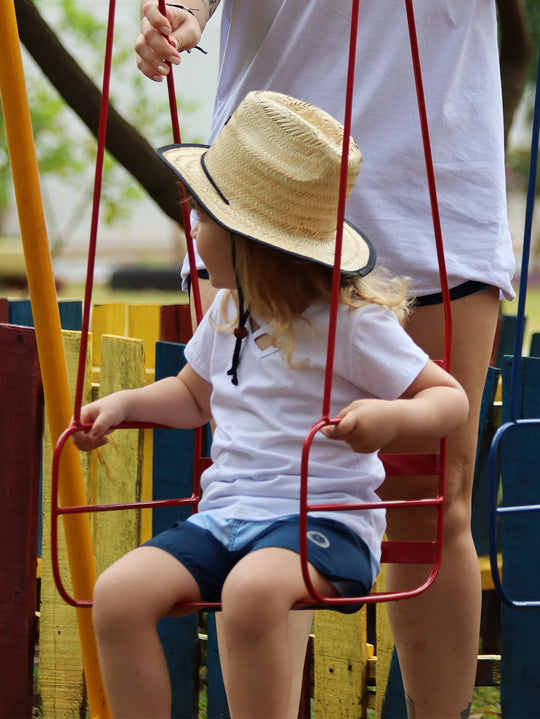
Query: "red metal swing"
51 0 452 610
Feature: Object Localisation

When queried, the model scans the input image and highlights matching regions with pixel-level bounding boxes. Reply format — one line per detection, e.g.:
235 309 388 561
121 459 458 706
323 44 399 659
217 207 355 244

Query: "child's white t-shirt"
184 292 429 562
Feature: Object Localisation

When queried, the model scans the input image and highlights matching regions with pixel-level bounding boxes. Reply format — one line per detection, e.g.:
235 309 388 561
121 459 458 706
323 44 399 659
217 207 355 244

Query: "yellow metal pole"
0 3 111 717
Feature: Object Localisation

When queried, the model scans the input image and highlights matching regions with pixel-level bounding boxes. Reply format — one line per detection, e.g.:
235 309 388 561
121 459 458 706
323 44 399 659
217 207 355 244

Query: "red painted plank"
0 298 8 323
0 324 43 719
160 303 193 344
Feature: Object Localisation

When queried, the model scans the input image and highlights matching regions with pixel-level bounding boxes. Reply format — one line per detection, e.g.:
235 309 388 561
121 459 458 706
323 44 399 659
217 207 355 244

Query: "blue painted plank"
499 356 540 718
8 299 82 330
530 332 540 358
8 298 34 326
153 341 199 718
493 315 525 369
380 649 406 718
58 300 82 331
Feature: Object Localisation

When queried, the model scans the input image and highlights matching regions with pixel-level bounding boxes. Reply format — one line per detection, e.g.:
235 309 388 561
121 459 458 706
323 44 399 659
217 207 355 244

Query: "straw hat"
157 90 376 276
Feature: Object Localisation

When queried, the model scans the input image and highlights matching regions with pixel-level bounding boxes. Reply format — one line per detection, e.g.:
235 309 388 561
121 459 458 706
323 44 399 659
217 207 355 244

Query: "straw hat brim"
158 143 377 276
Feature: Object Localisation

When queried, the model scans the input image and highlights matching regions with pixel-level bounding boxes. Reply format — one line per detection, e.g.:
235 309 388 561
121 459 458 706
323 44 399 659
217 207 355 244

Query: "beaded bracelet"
164 3 208 54
165 3 198 16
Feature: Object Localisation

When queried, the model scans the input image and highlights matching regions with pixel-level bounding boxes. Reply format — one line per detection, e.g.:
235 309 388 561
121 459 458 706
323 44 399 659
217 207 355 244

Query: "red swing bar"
298 0 450 607
51 0 452 609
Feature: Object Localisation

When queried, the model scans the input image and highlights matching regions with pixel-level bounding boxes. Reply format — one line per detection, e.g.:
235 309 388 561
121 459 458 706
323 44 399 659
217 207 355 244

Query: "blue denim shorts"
144 514 375 613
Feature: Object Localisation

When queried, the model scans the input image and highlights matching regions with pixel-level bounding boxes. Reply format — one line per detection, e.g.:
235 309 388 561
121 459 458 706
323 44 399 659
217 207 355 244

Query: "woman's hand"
135 2 202 81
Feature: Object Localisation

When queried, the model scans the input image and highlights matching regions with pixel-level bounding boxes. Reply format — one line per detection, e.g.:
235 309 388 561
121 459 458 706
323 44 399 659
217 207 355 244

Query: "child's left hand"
321 399 398 453
321 359 470 454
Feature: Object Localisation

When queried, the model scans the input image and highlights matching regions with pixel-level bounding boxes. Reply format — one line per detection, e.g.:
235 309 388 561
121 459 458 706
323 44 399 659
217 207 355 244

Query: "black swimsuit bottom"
414 280 491 307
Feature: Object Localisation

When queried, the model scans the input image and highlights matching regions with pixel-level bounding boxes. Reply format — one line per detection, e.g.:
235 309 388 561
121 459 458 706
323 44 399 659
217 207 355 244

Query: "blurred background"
1 0 540 328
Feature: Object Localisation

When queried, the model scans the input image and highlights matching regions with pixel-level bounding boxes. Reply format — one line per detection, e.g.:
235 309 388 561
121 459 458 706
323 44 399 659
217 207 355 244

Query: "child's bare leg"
190 281 313 717
219 548 334 719
217 607 313 719
92 546 202 719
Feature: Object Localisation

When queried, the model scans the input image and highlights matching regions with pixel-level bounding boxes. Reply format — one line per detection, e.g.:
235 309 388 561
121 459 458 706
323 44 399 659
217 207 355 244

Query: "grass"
471 686 502 718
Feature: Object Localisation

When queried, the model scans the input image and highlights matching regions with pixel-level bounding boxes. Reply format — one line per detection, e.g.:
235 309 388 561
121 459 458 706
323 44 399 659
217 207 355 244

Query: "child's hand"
321 399 398 453
71 396 128 452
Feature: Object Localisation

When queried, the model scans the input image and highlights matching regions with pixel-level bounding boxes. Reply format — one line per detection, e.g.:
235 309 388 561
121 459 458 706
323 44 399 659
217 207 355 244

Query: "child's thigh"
94 546 202 621
221 547 335 612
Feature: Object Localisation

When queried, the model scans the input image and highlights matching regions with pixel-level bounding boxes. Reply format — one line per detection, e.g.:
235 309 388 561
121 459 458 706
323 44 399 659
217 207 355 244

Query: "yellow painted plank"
94 335 145 576
127 305 161 541
478 553 502 591
127 304 160 370
40 331 93 718
313 609 367 718
91 303 126 374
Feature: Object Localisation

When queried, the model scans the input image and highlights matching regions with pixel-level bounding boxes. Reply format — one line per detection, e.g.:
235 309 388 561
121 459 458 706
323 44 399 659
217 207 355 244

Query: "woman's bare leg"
92 546 202 719
218 548 334 719
379 287 500 718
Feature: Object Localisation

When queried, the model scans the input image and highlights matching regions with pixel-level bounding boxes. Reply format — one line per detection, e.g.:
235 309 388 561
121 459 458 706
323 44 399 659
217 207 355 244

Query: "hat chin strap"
227 238 250 386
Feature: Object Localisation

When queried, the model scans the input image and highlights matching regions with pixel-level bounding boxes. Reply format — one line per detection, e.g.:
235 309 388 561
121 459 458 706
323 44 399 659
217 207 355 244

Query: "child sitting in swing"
73 90 468 719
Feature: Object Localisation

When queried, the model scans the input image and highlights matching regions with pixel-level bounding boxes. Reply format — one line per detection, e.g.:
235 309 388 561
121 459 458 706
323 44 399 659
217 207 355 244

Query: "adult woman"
136 3 515 716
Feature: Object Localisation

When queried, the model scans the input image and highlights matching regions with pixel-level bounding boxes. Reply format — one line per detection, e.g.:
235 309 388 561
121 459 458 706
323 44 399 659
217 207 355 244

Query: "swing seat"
51 418 445 609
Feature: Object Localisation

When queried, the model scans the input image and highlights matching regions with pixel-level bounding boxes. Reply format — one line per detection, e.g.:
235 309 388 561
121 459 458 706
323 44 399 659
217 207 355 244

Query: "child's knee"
92 567 136 635
221 571 288 634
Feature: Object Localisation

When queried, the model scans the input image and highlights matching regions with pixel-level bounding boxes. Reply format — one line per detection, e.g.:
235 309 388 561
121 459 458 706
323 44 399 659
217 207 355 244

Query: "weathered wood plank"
40 331 92 718
153 341 201 719
0 297 9 322
160 303 192 345
0 324 42 719
313 609 367 718
90 303 126 382
94 335 145 575
499 356 540 718
127 305 162 541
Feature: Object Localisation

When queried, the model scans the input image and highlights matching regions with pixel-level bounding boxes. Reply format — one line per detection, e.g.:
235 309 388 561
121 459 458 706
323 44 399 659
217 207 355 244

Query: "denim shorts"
144 514 375 613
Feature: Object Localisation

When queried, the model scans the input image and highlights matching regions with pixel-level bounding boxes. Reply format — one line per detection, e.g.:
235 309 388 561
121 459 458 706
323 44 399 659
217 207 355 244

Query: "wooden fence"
1 299 539 719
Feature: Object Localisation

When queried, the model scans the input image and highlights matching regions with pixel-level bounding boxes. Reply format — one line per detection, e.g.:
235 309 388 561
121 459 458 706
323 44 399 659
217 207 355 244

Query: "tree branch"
14 0 183 226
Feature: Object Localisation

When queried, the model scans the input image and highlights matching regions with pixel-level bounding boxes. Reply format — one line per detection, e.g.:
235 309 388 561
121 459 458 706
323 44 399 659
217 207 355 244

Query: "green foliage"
0 0 196 248
524 0 540 84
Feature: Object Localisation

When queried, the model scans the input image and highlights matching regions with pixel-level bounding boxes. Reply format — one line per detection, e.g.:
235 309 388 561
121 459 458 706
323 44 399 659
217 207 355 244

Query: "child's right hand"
71 395 128 451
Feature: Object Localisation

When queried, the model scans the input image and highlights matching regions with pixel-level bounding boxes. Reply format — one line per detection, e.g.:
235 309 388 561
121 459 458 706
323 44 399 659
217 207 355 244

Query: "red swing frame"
51 0 452 610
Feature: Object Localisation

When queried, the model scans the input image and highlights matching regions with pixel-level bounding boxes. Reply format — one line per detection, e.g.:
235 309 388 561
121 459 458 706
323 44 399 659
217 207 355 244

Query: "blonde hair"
221 234 412 366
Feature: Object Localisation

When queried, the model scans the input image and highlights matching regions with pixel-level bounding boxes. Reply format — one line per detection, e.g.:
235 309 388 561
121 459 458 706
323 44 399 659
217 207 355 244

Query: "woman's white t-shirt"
184 292 429 562
182 0 515 299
